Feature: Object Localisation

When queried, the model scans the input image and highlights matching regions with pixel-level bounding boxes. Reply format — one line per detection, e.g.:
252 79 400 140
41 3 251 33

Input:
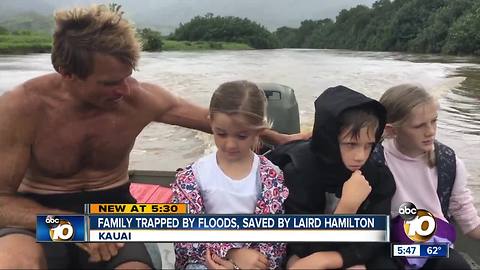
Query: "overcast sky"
1 0 379 32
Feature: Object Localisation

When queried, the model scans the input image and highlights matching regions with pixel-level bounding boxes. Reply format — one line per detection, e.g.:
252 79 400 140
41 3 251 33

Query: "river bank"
0 34 252 54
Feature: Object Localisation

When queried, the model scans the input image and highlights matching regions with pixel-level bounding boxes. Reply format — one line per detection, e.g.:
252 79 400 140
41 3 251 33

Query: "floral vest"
171 155 289 269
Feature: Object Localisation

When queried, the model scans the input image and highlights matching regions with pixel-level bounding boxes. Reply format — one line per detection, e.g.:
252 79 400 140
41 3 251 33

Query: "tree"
171 14 278 49
386 0 445 51
303 19 334 48
274 27 298 48
138 28 163 51
409 0 474 53
443 1 480 55
167 0 478 55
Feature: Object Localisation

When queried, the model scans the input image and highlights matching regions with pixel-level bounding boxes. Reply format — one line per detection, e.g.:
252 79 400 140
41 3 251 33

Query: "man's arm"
0 89 67 230
141 83 211 133
142 82 310 144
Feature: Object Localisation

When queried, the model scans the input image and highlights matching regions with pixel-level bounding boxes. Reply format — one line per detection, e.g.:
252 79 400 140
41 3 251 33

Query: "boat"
129 83 480 269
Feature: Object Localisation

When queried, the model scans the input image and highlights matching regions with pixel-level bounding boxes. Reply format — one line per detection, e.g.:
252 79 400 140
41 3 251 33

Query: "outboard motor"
257 83 300 154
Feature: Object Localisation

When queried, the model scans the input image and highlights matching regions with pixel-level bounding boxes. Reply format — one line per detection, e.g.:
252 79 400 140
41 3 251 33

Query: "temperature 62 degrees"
420 244 449 257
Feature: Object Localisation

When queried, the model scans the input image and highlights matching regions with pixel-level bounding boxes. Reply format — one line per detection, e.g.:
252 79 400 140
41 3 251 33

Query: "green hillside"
0 12 54 34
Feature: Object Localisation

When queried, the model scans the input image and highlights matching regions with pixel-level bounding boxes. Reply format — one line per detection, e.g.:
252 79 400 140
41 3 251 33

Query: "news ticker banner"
37 214 389 242
392 243 449 258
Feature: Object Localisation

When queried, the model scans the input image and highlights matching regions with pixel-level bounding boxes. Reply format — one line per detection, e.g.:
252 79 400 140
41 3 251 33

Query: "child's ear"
384 124 396 138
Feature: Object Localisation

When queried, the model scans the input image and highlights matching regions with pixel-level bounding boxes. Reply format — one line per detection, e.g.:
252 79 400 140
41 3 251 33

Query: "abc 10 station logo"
399 202 436 242
45 215 75 241
36 215 85 242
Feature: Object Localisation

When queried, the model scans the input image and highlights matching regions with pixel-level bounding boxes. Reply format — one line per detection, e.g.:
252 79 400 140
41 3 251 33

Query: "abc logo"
399 202 436 242
46 216 75 241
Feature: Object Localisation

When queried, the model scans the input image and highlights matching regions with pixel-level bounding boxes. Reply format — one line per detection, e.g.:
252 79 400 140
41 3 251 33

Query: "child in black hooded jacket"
269 85 398 269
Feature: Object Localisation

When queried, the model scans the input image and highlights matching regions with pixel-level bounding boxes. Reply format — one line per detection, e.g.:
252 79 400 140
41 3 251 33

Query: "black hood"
309 85 386 191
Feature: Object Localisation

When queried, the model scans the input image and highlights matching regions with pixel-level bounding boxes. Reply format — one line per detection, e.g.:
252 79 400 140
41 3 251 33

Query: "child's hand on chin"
339 170 372 213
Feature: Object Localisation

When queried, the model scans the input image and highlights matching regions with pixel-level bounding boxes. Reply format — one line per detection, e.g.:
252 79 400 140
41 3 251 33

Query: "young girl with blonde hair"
374 83 480 269
172 80 288 269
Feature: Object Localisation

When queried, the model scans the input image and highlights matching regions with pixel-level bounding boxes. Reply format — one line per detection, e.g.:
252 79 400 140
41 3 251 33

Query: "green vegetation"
275 0 480 55
0 26 8 35
162 40 251 51
2 0 480 55
136 26 252 51
0 11 53 54
0 32 51 54
0 33 251 54
0 19 252 54
171 13 277 49
138 28 164 51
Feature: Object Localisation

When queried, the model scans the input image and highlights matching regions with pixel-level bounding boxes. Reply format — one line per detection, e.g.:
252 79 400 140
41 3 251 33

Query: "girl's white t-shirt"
193 151 261 214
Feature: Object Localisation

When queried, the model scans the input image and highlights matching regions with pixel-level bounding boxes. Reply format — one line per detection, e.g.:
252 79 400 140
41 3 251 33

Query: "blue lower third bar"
419 243 449 257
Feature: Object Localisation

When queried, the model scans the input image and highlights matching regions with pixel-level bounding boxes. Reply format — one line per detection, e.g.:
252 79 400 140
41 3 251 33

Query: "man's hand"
288 131 312 142
76 243 124 262
347 265 367 269
227 248 269 269
336 170 371 214
260 130 312 146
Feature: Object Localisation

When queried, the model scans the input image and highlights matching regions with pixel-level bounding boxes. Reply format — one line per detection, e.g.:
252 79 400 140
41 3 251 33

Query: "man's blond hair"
51 4 141 79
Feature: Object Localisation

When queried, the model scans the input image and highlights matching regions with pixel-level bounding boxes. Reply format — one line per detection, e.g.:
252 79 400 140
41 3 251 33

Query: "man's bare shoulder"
0 73 59 125
130 80 178 112
133 80 209 130
137 81 172 98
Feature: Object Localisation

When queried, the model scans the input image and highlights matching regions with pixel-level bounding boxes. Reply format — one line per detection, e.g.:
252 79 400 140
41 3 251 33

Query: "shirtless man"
0 5 297 269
